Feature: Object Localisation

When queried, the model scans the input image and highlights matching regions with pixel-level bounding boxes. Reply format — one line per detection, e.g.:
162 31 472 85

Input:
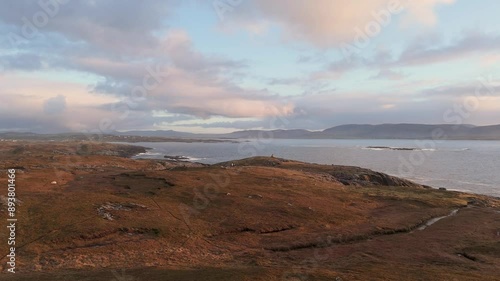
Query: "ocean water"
130 139 500 197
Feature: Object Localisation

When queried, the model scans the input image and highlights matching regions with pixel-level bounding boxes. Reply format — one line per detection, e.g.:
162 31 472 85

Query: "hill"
3 124 500 141
123 124 500 140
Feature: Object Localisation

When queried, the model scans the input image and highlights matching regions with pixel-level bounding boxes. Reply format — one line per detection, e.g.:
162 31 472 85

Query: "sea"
128 139 500 197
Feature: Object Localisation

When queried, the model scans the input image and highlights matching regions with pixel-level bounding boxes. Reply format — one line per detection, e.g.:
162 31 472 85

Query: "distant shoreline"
2 123 500 141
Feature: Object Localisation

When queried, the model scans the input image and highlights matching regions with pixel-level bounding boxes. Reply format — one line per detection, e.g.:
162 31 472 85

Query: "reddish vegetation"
0 141 499 280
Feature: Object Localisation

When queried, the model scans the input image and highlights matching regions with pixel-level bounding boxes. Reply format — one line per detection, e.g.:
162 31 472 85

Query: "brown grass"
0 141 499 280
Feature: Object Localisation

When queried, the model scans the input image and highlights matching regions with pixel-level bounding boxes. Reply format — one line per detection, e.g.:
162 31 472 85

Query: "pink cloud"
227 0 455 48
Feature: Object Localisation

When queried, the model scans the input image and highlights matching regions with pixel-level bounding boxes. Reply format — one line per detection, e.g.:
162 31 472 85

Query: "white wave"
452 180 493 187
185 156 205 161
363 146 467 152
363 146 418 151
135 151 162 156
362 147 385 151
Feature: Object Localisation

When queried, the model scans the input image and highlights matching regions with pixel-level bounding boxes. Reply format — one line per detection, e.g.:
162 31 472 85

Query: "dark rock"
367 146 417 151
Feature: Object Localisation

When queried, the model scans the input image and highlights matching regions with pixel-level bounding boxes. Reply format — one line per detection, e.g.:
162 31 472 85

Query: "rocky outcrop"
217 157 423 188
329 170 421 187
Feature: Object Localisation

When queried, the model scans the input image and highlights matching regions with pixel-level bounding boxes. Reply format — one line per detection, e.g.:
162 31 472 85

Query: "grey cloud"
422 83 500 97
0 53 42 70
104 111 197 131
296 52 329 64
0 114 69 133
313 31 500 80
152 114 197 124
0 0 180 54
309 53 377 80
370 69 406 80
43 94 66 115
172 119 269 130
397 31 500 67
267 78 296 85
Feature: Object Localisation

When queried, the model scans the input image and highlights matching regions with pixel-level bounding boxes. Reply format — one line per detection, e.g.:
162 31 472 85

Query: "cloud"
267 77 301 85
0 0 180 54
402 0 455 26
77 29 293 121
370 69 407 80
0 0 298 132
396 30 500 66
161 29 246 72
0 53 42 71
172 119 269 130
0 74 119 133
421 80 500 97
284 90 457 129
43 94 66 115
1 0 498 133
225 0 455 48
305 30 500 81
0 114 67 133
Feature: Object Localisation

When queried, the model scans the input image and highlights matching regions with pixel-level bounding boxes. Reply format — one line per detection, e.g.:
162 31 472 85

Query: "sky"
1 0 500 133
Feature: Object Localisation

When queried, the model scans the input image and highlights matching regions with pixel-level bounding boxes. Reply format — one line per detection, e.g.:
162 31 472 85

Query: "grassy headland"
0 141 498 280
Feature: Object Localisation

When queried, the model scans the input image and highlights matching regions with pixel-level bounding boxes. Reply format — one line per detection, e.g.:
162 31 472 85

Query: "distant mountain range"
118 124 500 140
3 124 500 141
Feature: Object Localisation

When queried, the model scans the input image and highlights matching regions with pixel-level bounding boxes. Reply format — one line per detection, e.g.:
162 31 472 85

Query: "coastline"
128 141 500 198
0 141 499 280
